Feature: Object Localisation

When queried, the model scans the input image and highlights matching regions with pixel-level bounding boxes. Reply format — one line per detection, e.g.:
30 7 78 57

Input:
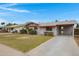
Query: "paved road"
0 44 24 56
26 36 79 56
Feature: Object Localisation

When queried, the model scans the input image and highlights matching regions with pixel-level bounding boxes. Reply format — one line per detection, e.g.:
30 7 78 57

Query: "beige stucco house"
24 20 77 36
37 20 77 36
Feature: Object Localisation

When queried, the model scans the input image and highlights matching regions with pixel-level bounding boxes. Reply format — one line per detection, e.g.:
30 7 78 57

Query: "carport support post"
73 26 74 37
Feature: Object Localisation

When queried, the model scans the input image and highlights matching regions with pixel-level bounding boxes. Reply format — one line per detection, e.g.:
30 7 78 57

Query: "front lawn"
0 33 52 52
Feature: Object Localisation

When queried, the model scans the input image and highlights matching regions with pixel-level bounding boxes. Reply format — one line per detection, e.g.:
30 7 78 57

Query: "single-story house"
5 20 77 36
24 20 77 36
38 20 77 36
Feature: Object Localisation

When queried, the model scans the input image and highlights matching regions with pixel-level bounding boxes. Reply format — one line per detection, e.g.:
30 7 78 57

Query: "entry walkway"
26 36 79 56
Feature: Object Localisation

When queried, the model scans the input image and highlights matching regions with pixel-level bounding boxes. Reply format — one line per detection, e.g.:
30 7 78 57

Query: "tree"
55 20 58 22
6 23 17 26
6 23 12 26
77 24 79 28
13 23 17 25
1 22 5 30
1 22 5 26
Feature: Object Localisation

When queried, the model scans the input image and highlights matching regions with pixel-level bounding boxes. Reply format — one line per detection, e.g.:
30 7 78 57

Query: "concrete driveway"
26 36 79 56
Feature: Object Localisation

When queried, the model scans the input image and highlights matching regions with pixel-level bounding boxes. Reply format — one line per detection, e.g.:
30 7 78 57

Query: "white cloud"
0 3 31 13
6 3 17 7
26 19 41 23
0 3 17 7
0 7 31 13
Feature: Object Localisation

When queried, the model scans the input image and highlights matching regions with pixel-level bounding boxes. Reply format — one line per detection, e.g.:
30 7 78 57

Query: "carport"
57 24 74 35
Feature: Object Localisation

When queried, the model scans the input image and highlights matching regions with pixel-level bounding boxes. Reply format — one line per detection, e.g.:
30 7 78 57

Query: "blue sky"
0 3 79 24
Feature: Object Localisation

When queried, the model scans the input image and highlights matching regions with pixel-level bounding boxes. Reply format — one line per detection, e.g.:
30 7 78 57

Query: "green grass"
0 33 52 52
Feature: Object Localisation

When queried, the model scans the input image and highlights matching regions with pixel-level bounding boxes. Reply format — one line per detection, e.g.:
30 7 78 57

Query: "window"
61 31 64 34
46 27 52 31
61 26 64 30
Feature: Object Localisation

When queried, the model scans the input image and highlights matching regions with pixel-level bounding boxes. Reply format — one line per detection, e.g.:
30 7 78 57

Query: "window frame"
46 27 52 31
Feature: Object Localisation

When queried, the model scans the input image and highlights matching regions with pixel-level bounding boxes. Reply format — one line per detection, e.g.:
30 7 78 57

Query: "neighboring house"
5 20 77 36
5 24 25 33
25 22 38 30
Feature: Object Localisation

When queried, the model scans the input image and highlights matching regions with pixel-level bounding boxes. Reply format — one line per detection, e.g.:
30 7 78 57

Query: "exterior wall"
64 25 73 35
7 28 14 32
7 27 24 33
37 27 57 36
25 23 38 29
37 27 46 35
13 27 23 33
28 27 34 30
53 27 58 36
37 25 74 36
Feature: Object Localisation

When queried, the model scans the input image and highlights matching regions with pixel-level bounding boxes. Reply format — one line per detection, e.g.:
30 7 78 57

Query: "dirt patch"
17 37 29 40
0 33 12 35
4 35 16 37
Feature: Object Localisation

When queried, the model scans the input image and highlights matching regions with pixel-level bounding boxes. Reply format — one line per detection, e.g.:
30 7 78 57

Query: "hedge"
74 29 79 35
28 29 37 35
20 29 27 34
44 32 53 36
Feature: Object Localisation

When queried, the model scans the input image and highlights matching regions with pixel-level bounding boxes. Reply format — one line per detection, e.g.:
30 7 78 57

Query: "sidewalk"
0 44 24 56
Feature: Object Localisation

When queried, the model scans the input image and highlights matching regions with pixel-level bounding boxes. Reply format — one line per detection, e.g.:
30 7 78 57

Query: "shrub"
20 29 27 34
28 29 37 35
74 29 79 35
44 32 53 36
